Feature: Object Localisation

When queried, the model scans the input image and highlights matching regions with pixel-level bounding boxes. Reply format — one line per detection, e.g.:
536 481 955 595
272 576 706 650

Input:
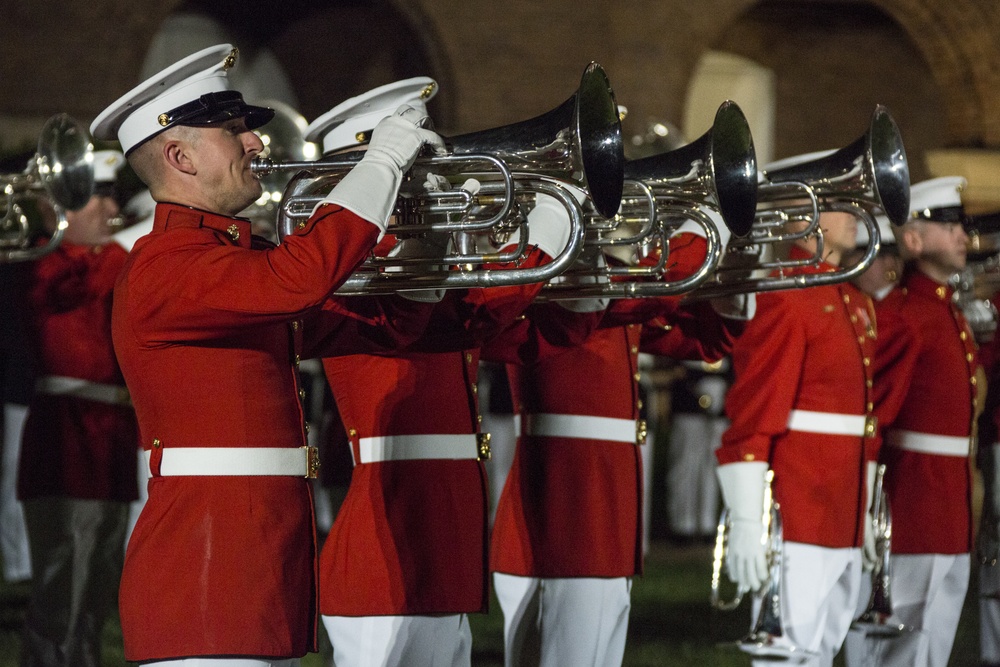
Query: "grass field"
0 541 985 666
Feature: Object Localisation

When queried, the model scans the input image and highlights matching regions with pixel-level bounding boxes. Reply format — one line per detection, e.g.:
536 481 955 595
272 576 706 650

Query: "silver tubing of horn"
331 177 586 296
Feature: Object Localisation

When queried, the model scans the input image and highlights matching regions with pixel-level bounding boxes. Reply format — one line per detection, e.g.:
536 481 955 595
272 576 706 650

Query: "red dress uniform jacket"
113 203 426 662
18 240 138 501
320 249 549 617
485 244 744 577
718 251 878 548
876 270 979 554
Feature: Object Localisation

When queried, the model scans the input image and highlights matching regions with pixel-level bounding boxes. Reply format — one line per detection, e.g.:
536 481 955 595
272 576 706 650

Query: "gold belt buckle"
864 414 877 438
636 419 648 445
302 446 320 479
477 433 492 461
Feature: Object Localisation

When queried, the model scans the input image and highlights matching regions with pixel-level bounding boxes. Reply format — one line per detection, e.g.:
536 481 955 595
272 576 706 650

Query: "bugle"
712 470 816 660
852 463 910 636
1 114 95 262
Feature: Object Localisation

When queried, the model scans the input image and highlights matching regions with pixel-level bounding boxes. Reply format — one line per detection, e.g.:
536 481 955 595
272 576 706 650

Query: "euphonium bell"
623 99 758 237
446 61 624 220
250 63 624 294
533 101 758 302
762 103 910 227
688 104 910 299
1 113 95 263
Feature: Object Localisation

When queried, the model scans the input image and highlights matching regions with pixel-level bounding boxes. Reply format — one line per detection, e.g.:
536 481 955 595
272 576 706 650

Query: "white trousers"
749 542 862 667
493 573 632 667
842 574 929 667
482 412 517 527
322 614 471 667
982 561 1000 664
146 660 299 666
1 402 31 581
843 553 969 667
125 446 147 551
665 413 727 536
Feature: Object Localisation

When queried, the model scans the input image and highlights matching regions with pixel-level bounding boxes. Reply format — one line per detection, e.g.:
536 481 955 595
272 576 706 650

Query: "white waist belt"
787 409 869 437
885 430 970 457
144 446 319 478
35 375 131 406
356 434 483 464
522 413 641 444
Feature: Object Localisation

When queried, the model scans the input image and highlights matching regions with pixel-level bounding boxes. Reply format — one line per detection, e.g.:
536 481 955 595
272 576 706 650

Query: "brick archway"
872 0 1000 146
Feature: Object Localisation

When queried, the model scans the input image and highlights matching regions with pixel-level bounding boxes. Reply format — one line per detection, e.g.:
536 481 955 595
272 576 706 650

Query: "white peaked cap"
909 176 966 220
92 150 125 184
305 77 438 155
90 44 273 154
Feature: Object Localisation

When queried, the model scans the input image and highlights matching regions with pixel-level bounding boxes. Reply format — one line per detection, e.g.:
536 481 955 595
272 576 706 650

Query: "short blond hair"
126 126 200 194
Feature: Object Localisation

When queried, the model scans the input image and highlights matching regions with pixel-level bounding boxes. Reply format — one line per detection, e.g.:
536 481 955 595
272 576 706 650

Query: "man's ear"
163 138 196 176
902 225 923 257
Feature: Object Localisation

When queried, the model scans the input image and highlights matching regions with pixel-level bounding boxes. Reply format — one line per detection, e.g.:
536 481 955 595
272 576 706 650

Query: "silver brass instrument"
445 61 624 220
240 100 318 242
691 104 910 299
623 99 757 238
712 470 816 661
250 63 623 294
1 114 95 262
541 100 759 299
953 266 999 344
852 463 910 636
957 211 1000 343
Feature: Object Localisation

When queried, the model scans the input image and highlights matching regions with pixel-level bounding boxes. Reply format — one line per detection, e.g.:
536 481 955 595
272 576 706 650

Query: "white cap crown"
91 44 273 154
92 149 125 184
909 176 966 221
305 77 438 155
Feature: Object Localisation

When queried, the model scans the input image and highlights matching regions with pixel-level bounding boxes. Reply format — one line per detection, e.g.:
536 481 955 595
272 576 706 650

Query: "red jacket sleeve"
481 301 602 366
301 294 435 358
403 247 550 353
123 205 377 342
638 301 745 363
599 232 709 327
717 291 807 465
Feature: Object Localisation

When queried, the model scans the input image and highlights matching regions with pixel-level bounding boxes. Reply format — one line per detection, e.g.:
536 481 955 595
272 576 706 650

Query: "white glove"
862 461 879 572
504 192 572 258
318 105 446 233
552 248 610 313
711 292 756 321
386 235 450 303
717 461 770 593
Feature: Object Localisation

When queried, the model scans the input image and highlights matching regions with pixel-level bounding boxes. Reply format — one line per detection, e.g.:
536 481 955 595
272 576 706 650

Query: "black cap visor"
161 91 275 131
912 205 965 224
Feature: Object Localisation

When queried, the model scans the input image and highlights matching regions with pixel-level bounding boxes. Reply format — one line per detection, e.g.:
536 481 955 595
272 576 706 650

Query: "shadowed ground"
0 541 983 666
